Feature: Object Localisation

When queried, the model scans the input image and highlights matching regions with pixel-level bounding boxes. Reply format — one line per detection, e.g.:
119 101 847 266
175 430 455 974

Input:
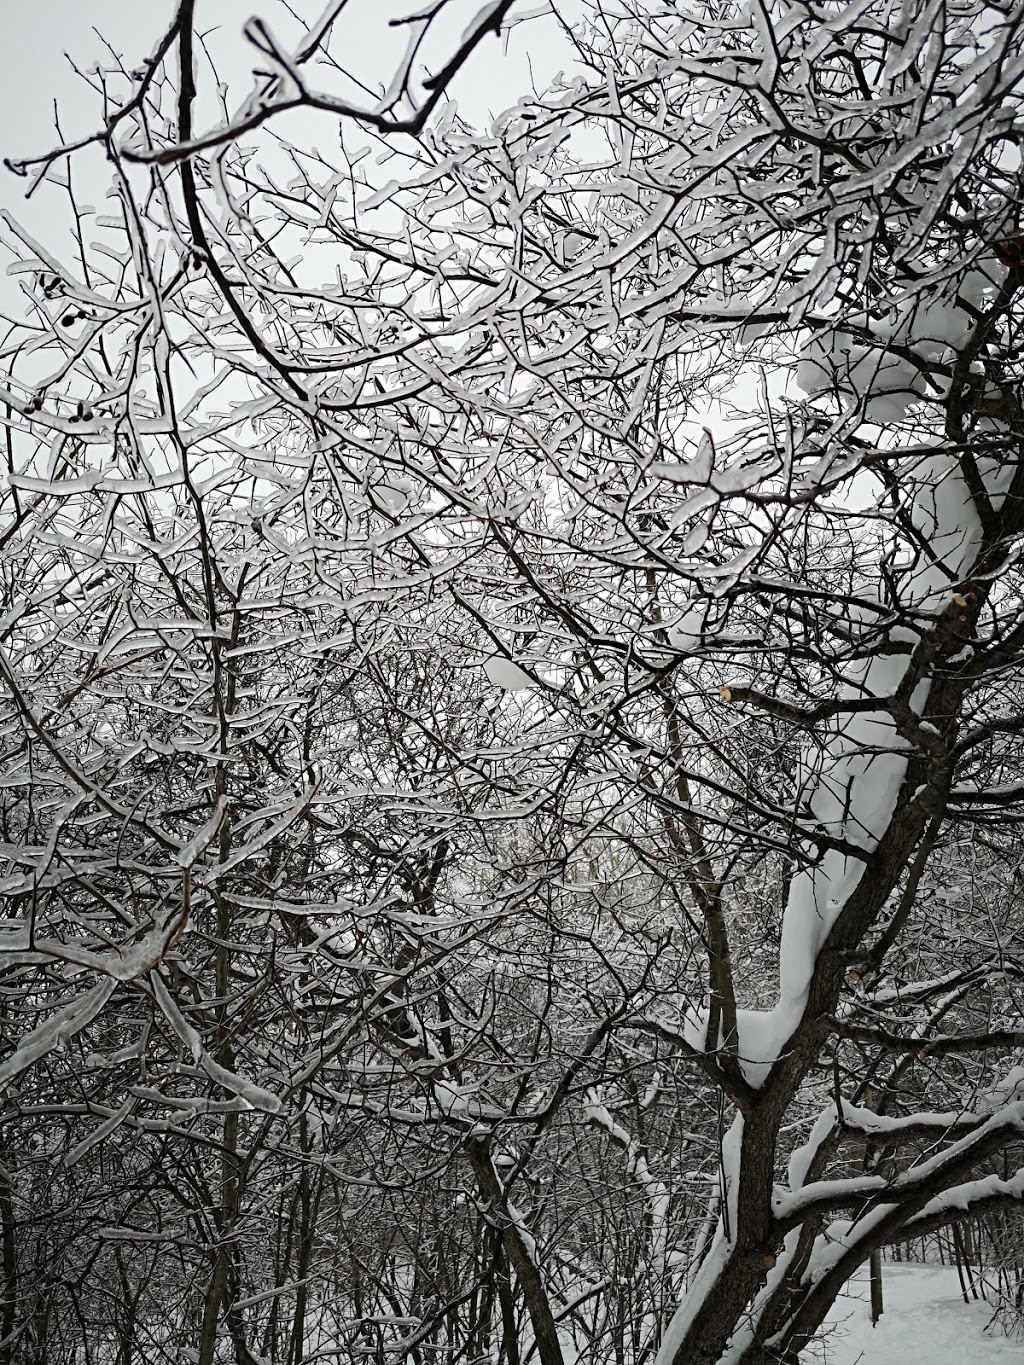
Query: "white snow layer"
483 655 538 690
742 283 1020 1083
817 1261 1024 1365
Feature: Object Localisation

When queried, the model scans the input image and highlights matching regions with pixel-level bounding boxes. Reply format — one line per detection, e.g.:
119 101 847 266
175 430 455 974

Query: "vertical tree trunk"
288 1108 320 1365
869 1251 883 1326
495 1243 521 1365
0 1149 16 1365
466 1138 563 1365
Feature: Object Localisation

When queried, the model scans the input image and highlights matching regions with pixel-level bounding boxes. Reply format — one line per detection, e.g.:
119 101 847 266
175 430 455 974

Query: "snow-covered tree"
5 0 1024 1361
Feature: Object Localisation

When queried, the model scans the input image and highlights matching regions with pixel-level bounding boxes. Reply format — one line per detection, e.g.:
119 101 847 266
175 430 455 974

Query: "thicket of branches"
4 1 1024 1362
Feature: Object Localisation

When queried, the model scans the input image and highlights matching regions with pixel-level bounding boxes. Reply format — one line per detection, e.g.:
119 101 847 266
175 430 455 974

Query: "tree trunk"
466 1138 563 1365
869 1251 883 1327
0 1148 16 1365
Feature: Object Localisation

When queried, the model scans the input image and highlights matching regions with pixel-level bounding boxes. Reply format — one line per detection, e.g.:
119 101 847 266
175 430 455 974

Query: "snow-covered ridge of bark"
717 262 1017 1088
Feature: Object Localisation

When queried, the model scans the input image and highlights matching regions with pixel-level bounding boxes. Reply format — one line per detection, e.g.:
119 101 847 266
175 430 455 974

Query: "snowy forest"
3 0 1024 1361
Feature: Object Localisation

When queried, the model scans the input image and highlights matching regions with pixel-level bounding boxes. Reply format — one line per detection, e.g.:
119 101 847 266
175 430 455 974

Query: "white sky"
0 2 788 458
0 1 575 209
0 0 579 336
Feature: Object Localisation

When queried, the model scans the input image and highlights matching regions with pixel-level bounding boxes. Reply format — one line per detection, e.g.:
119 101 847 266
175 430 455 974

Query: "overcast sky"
1 2 169 179
0 0 578 334
0 1 746 455
0 1 574 201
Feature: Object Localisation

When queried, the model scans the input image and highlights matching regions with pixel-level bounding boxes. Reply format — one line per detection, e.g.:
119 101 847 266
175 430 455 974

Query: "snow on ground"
815 1263 1024 1364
